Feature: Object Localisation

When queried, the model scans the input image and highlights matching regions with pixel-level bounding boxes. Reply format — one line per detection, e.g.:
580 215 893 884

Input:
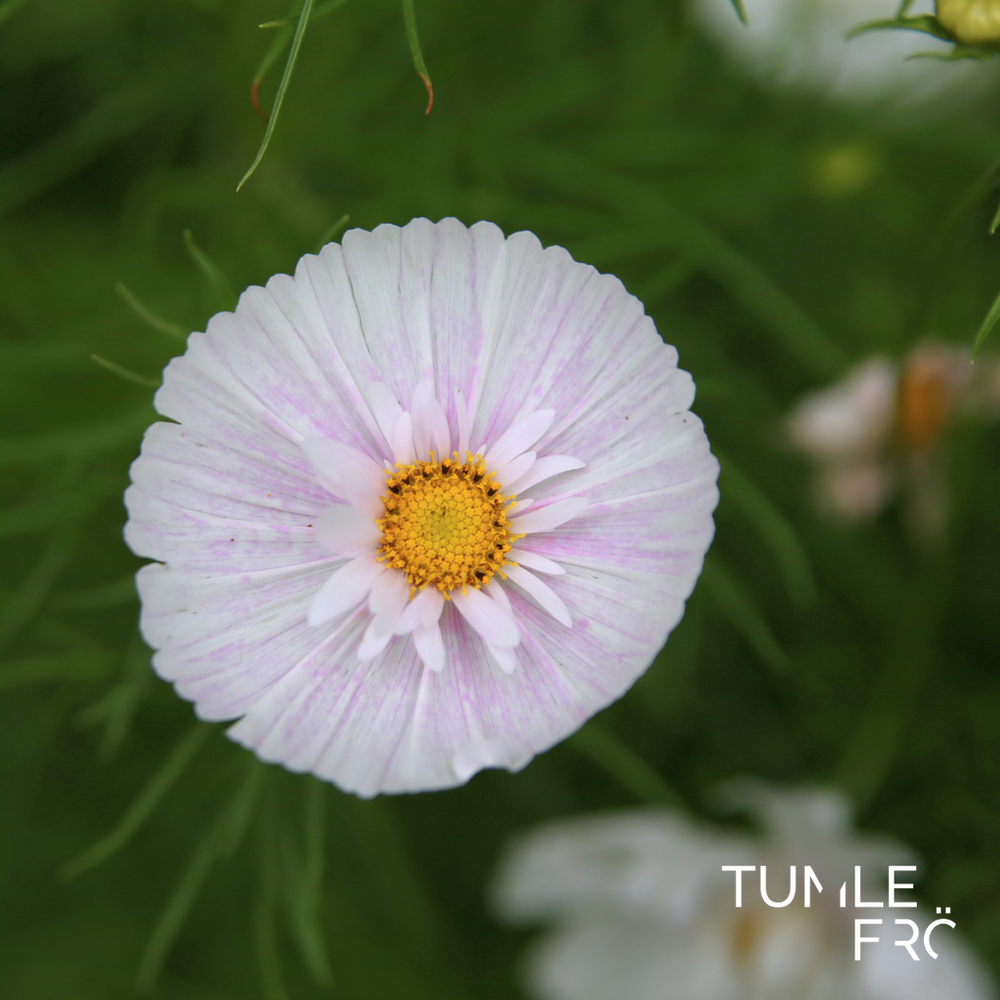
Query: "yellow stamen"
377 452 521 596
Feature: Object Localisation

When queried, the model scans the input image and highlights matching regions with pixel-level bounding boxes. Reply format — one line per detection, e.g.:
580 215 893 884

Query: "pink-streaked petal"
495 452 535 490
368 382 404 452
394 586 445 635
485 579 513 615
505 455 586 496
367 568 411 636
455 387 471 458
357 620 394 662
484 410 555 471
391 411 415 465
453 737 530 783
510 496 589 534
413 621 446 673
488 643 518 675
509 548 566 575
411 382 451 459
504 564 572 628
301 438 386 519
314 503 381 558
308 553 385 626
453 587 520 648
506 497 534 515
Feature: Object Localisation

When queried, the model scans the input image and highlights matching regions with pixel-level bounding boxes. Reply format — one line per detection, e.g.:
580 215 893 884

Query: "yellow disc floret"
377 453 520 595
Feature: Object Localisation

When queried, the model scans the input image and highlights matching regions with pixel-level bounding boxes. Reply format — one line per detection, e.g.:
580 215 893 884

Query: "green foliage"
2 1 1000 997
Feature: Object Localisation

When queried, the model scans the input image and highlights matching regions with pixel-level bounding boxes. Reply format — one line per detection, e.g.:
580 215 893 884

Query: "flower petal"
453 587 520 648
509 547 566 575
391 411 415 465
509 496 589 534
411 382 452 459
368 382 404 451
505 455 586 496
484 410 555 471
308 553 385 626
314 503 381 557
503 564 572 628
494 451 535 490
301 438 386 519
487 643 518 675
413 621 446 673
394 586 445 635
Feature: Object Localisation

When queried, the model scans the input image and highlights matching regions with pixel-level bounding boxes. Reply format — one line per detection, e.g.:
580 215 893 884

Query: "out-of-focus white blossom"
786 341 1000 533
693 0 992 102
494 783 997 1000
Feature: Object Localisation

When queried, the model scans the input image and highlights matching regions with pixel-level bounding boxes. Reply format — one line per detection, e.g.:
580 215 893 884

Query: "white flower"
494 784 997 1000
124 218 719 797
693 0 991 102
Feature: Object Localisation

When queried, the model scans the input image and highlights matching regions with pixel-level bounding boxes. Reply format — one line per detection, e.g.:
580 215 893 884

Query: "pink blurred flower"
124 219 719 796
787 341 998 534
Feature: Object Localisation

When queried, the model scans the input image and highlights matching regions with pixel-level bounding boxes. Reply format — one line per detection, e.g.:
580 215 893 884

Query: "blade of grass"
990 197 1000 235
280 780 333 987
699 556 791 675
316 213 351 251
136 758 263 993
567 723 684 807
402 0 434 113
0 0 32 27
77 634 154 761
183 230 236 311
61 723 212 879
0 476 118 539
0 408 152 465
0 523 78 658
717 454 818 607
52 575 138 612
728 0 748 25
0 651 113 693
260 0 352 29
971 282 1000 360
239 0 317 191
256 784 291 1000
92 355 160 388
0 59 193 217
834 555 949 809
115 283 187 340
512 148 846 379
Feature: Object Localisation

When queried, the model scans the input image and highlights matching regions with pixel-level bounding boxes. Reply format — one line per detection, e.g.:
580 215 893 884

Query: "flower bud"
937 0 1000 47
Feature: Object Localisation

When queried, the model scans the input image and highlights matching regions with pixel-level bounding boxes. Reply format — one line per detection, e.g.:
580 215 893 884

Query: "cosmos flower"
493 783 997 1000
124 218 719 797
786 341 1000 536
693 0 990 102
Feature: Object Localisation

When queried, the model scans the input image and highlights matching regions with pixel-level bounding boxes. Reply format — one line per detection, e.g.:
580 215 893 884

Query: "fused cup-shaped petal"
124 218 719 797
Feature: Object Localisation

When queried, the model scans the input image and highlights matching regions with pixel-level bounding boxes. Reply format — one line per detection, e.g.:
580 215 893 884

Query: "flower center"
377 454 518 595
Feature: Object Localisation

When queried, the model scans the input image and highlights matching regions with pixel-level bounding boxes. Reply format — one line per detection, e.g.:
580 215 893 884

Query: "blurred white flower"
786 341 999 532
692 0 992 102
494 784 996 1000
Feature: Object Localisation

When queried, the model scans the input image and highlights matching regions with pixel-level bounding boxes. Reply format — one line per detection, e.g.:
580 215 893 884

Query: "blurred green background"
2 0 1000 996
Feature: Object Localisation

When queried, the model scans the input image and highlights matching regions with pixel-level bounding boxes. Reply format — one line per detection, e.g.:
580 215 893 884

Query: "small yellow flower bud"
937 0 1000 46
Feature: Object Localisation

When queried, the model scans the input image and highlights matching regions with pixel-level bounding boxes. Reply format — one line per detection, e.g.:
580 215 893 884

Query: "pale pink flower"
124 218 719 796
786 342 999 530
